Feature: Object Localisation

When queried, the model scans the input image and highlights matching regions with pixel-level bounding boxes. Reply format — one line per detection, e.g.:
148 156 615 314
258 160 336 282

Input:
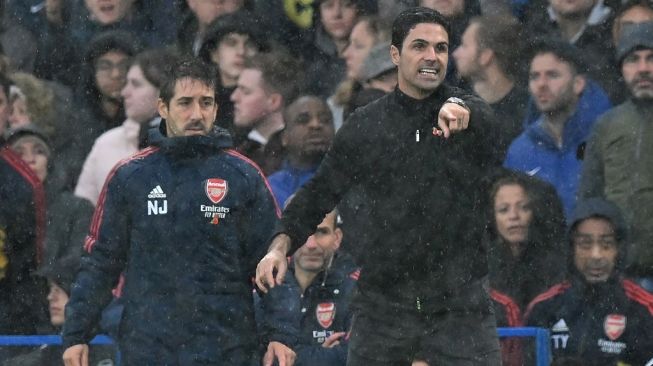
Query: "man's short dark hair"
529 38 587 75
198 10 269 64
471 15 525 79
282 95 330 126
84 30 142 66
243 50 302 105
159 58 217 105
391 7 450 52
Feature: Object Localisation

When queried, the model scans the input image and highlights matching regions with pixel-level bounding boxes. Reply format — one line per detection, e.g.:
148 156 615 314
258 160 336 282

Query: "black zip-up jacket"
279 85 502 314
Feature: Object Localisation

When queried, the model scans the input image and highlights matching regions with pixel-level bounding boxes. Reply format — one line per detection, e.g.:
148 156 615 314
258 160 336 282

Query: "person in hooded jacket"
6 127 94 269
197 10 270 145
74 48 177 206
486 171 567 310
257 209 358 366
62 57 280 366
525 197 653 365
485 171 567 366
75 30 141 143
0 74 48 340
304 0 374 98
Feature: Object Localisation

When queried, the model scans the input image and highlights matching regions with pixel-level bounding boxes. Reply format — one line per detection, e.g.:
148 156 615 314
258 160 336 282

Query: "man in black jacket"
256 7 503 366
525 198 653 365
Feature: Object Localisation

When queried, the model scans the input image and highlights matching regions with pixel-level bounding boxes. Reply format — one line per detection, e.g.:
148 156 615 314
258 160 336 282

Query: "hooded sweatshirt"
525 198 653 365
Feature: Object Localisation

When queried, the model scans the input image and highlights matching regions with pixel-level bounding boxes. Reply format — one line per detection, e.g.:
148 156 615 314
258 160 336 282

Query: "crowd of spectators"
0 0 652 365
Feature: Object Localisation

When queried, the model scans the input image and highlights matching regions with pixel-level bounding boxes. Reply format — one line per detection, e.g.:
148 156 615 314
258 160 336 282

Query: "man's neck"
220 73 237 88
554 11 590 42
295 267 319 293
334 38 348 56
287 153 322 171
398 82 434 100
253 112 284 143
542 107 575 147
472 69 515 104
101 97 120 119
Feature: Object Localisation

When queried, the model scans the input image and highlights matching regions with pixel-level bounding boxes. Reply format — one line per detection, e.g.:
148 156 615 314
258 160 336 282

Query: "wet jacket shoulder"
257 253 359 366
63 125 280 350
525 276 653 365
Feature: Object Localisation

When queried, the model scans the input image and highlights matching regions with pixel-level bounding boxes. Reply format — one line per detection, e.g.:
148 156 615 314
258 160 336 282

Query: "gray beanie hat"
360 42 396 82
616 21 653 64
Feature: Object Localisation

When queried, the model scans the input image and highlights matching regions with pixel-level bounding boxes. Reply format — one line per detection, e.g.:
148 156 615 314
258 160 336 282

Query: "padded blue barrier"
498 327 551 366
0 335 113 346
0 329 550 365
0 335 118 364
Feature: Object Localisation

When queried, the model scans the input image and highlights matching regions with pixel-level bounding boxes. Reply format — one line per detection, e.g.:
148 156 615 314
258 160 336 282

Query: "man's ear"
479 48 494 67
281 129 289 148
212 102 219 121
157 99 169 119
333 227 343 250
390 45 401 66
268 93 283 112
573 74 586 96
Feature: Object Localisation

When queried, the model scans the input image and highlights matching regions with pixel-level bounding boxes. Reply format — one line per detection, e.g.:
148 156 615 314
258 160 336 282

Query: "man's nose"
424 46 437 61
23 151 36 163
190 102 202 119
635 58 652 74
308 116 323 129
589 244 603 259
305 235 318 248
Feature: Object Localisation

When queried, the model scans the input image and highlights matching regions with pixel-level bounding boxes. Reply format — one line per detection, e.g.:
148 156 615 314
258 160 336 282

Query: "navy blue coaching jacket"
257 253 359 366
63 125 280 365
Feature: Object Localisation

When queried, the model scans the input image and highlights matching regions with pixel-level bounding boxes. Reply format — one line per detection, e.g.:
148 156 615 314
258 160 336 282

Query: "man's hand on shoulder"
263 341 296 366
63 344 89 366
255 234 291 293
436 98 471 138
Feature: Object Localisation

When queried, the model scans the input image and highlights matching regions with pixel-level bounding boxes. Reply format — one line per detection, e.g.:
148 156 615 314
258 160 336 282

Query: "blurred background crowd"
0 0 652 365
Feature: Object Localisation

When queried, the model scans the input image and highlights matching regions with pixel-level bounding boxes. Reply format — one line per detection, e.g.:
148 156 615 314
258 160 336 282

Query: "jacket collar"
392 85 450 117
148 120 233 155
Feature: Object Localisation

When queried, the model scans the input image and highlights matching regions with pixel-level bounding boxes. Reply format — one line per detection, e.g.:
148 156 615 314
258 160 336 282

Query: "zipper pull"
415 129 420 142
416 296 422 312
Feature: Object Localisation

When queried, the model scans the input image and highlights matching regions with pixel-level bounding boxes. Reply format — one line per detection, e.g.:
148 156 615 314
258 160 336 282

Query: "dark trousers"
347 307 501 366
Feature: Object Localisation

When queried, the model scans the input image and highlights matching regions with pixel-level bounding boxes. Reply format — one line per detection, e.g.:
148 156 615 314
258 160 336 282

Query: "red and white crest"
604 314 626 341
205 178 228 204
316 302 336 329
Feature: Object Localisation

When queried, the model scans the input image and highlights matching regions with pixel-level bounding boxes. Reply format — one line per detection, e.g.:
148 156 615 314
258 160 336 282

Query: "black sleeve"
278 111 370 255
